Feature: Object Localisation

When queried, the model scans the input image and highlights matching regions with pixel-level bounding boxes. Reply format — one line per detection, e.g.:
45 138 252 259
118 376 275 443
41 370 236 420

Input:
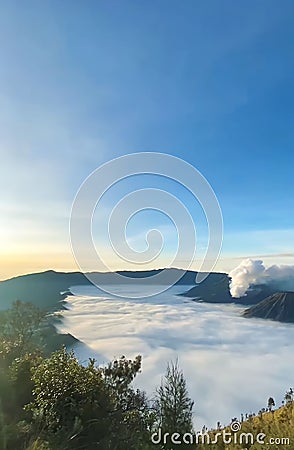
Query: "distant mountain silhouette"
0 268 283 311
243 292 294 323
0 270 89 310
181 273 279 305
0 268 198 310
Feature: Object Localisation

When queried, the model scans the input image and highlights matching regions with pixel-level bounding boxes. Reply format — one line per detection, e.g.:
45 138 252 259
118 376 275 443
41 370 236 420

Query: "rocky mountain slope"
243 292 294 323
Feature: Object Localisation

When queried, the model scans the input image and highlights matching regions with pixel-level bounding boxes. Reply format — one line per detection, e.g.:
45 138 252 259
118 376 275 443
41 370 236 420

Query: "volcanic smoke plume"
229 258 294 297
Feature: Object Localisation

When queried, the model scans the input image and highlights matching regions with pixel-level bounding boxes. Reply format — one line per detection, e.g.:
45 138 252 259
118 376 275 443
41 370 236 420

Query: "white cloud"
58 285 294 430
229 258 294 297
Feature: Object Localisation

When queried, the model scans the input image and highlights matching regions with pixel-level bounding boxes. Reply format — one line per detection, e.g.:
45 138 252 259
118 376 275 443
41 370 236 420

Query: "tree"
0 301 45 361
28 348 152 450
284 388 294 404
267 397 275 411
154 360 194 448
0 302 45 449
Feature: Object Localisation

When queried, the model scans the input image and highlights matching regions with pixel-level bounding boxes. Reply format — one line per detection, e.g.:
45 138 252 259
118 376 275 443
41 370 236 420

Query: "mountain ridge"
243 292 294 323
181 273 280 305
0 268 202 310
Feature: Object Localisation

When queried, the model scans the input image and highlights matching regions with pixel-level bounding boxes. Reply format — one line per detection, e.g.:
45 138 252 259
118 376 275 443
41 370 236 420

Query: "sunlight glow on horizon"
1 250 293 282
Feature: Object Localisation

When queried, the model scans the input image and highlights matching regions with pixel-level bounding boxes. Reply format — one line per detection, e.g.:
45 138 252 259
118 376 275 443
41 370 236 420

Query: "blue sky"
0 0 293 278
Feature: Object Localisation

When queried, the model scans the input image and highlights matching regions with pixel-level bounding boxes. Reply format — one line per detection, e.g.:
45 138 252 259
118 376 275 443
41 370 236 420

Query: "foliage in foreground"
0 301 293 450
0 301 194 449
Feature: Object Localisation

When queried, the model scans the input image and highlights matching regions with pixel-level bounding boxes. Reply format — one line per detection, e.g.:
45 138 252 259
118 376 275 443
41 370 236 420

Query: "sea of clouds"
57 284 294 429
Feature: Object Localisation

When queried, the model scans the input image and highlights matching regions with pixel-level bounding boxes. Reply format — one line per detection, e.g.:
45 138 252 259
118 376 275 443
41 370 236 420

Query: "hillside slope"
198 402 294 450
181 272 278 305
0 268 199 310
243 292 294 323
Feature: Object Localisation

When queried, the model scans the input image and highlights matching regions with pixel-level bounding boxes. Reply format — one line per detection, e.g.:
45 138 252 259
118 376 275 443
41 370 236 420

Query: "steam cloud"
229 258 294 298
